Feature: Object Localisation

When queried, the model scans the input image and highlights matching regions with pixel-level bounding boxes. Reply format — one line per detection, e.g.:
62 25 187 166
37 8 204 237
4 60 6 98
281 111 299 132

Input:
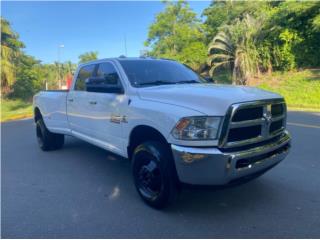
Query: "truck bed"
44 90 69 92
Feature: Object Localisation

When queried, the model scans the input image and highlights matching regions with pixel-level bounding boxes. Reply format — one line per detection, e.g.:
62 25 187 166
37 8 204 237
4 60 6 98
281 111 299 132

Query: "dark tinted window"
96 62 120 86
118 59 204 87
85 62 122 93
74 64 95 91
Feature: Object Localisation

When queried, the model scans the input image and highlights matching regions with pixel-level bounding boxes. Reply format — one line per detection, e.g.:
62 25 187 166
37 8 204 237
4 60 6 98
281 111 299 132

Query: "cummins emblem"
110 115 128 124
110 115 121 124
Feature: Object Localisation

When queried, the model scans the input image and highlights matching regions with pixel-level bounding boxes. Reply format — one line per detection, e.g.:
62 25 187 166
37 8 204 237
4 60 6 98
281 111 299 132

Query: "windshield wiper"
138 79 201 87
138 80 176 86
175 80 201 84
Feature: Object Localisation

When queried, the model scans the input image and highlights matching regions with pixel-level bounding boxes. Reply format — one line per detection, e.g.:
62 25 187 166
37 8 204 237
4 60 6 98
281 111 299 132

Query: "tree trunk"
232 67 237 85
267 60 273 75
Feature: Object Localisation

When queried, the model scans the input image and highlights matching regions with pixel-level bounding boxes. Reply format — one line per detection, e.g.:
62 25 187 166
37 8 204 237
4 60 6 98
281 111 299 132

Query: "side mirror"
85 77 123 94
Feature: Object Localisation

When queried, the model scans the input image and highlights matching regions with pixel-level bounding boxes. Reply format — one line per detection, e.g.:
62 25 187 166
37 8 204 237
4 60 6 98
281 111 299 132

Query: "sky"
2 1 211 64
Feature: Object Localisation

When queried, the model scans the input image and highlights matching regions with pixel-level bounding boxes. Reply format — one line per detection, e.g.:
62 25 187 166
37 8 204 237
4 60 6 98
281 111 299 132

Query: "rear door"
67 64 96 136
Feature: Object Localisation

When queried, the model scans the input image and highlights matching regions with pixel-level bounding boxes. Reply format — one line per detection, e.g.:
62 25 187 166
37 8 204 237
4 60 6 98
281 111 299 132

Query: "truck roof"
78 57 174 67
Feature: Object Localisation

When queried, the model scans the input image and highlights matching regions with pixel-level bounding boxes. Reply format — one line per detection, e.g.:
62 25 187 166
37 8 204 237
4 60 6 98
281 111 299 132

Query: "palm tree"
208 14 263 85
78 51 98 64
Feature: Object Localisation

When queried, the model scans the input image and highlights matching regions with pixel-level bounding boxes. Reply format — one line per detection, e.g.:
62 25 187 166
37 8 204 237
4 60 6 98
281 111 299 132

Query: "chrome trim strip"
272 114 286 122
236 144 290 171
229 118 265 128
230 131 290 160
225 128 285 148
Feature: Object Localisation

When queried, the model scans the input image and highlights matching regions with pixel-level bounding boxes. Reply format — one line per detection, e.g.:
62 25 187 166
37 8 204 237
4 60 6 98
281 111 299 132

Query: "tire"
132 141 178 209
36 119 64 151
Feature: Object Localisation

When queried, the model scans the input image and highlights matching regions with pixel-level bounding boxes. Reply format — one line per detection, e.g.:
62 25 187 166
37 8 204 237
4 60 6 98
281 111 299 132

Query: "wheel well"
127 125 168 160
34 107 42 123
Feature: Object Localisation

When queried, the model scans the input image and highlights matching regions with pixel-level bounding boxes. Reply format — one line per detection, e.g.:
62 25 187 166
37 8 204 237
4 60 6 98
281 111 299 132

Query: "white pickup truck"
33 57 291 208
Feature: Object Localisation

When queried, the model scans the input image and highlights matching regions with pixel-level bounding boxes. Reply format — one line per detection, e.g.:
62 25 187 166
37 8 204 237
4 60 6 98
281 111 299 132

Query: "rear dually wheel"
36 119 64 151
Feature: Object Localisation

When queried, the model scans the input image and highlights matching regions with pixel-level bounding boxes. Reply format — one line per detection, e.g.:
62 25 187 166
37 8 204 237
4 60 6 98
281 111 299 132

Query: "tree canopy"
78 51 99 64
145 0 207 70
202 1 270 43
203 0 320 83
144 0 320 83
1 17 25 96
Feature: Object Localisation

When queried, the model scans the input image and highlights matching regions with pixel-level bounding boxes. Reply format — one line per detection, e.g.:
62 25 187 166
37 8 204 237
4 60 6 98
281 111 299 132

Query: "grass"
1 99 33 122
255 69 320 111
214 69 320 111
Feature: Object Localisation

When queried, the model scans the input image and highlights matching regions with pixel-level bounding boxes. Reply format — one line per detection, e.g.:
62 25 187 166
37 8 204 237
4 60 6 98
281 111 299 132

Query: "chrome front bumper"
171 131 291 185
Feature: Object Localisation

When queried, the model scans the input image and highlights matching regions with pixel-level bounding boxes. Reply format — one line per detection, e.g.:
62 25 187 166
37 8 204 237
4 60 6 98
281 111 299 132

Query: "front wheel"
132 141 178 209
36 119 64 151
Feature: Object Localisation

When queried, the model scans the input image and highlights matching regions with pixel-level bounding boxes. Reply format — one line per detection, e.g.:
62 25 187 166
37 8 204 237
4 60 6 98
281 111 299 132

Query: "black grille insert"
228 125 261 142
222 134 282 152
271 103 284 117
270 119 283 133
232 106 263 122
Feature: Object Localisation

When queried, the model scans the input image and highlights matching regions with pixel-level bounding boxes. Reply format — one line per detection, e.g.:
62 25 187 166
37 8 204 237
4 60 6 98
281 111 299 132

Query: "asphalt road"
1 111 320 238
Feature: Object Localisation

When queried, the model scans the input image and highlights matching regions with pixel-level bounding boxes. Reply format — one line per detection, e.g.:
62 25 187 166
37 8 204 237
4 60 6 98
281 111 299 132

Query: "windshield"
118 59 206 87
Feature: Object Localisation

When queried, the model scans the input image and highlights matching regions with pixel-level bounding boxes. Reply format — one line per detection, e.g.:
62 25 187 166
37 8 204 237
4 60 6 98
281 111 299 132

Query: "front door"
88 62 127 155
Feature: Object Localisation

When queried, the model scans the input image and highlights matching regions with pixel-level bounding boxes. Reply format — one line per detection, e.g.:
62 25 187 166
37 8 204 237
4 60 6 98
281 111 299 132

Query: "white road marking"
288 122 320 129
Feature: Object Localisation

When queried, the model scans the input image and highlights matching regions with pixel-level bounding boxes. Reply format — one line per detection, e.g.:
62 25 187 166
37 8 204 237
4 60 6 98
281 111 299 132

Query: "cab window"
96 62 120 86
74 64 95 91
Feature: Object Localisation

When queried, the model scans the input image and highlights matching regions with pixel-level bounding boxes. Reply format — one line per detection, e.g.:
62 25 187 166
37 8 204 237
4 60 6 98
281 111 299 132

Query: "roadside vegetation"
212 69 320 111
1 99 32 122
1 0 320 122
256 70 320 111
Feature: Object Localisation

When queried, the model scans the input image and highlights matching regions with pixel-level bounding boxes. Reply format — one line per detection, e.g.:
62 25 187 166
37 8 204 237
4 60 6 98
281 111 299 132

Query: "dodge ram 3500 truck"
33 57 291 208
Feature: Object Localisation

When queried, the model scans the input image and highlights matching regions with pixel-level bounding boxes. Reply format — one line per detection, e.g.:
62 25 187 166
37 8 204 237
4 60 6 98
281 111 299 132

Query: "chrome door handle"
89 101 97 105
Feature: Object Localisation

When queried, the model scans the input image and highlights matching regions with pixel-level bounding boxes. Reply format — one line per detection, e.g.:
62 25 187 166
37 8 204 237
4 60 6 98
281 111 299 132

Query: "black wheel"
132 141 178 209
36 119 64 151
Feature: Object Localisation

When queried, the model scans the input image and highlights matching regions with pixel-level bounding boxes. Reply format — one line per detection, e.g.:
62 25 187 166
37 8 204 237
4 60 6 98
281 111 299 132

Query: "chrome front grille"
219 99 287 148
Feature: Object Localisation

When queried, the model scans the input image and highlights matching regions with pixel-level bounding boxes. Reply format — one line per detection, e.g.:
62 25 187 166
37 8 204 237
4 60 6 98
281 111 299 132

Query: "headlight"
171 116 222 140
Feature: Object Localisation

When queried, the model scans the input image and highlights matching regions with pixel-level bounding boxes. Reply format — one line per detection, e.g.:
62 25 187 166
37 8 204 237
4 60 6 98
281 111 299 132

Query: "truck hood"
137 83 283 116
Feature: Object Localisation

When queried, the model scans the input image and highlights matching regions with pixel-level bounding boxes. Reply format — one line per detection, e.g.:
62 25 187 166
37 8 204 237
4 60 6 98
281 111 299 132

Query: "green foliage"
205 0 320 82
78 51 98 64
202 1 270 43
145 0 207 70
313 14 320 30
208 14 263 85
178 42 207 70
49 61 77 89
1 18 25 50
10 55 43 100
8 60 76 100
277 29 302 70
1 17 25 96
256 41 273 73
266 1 320 68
